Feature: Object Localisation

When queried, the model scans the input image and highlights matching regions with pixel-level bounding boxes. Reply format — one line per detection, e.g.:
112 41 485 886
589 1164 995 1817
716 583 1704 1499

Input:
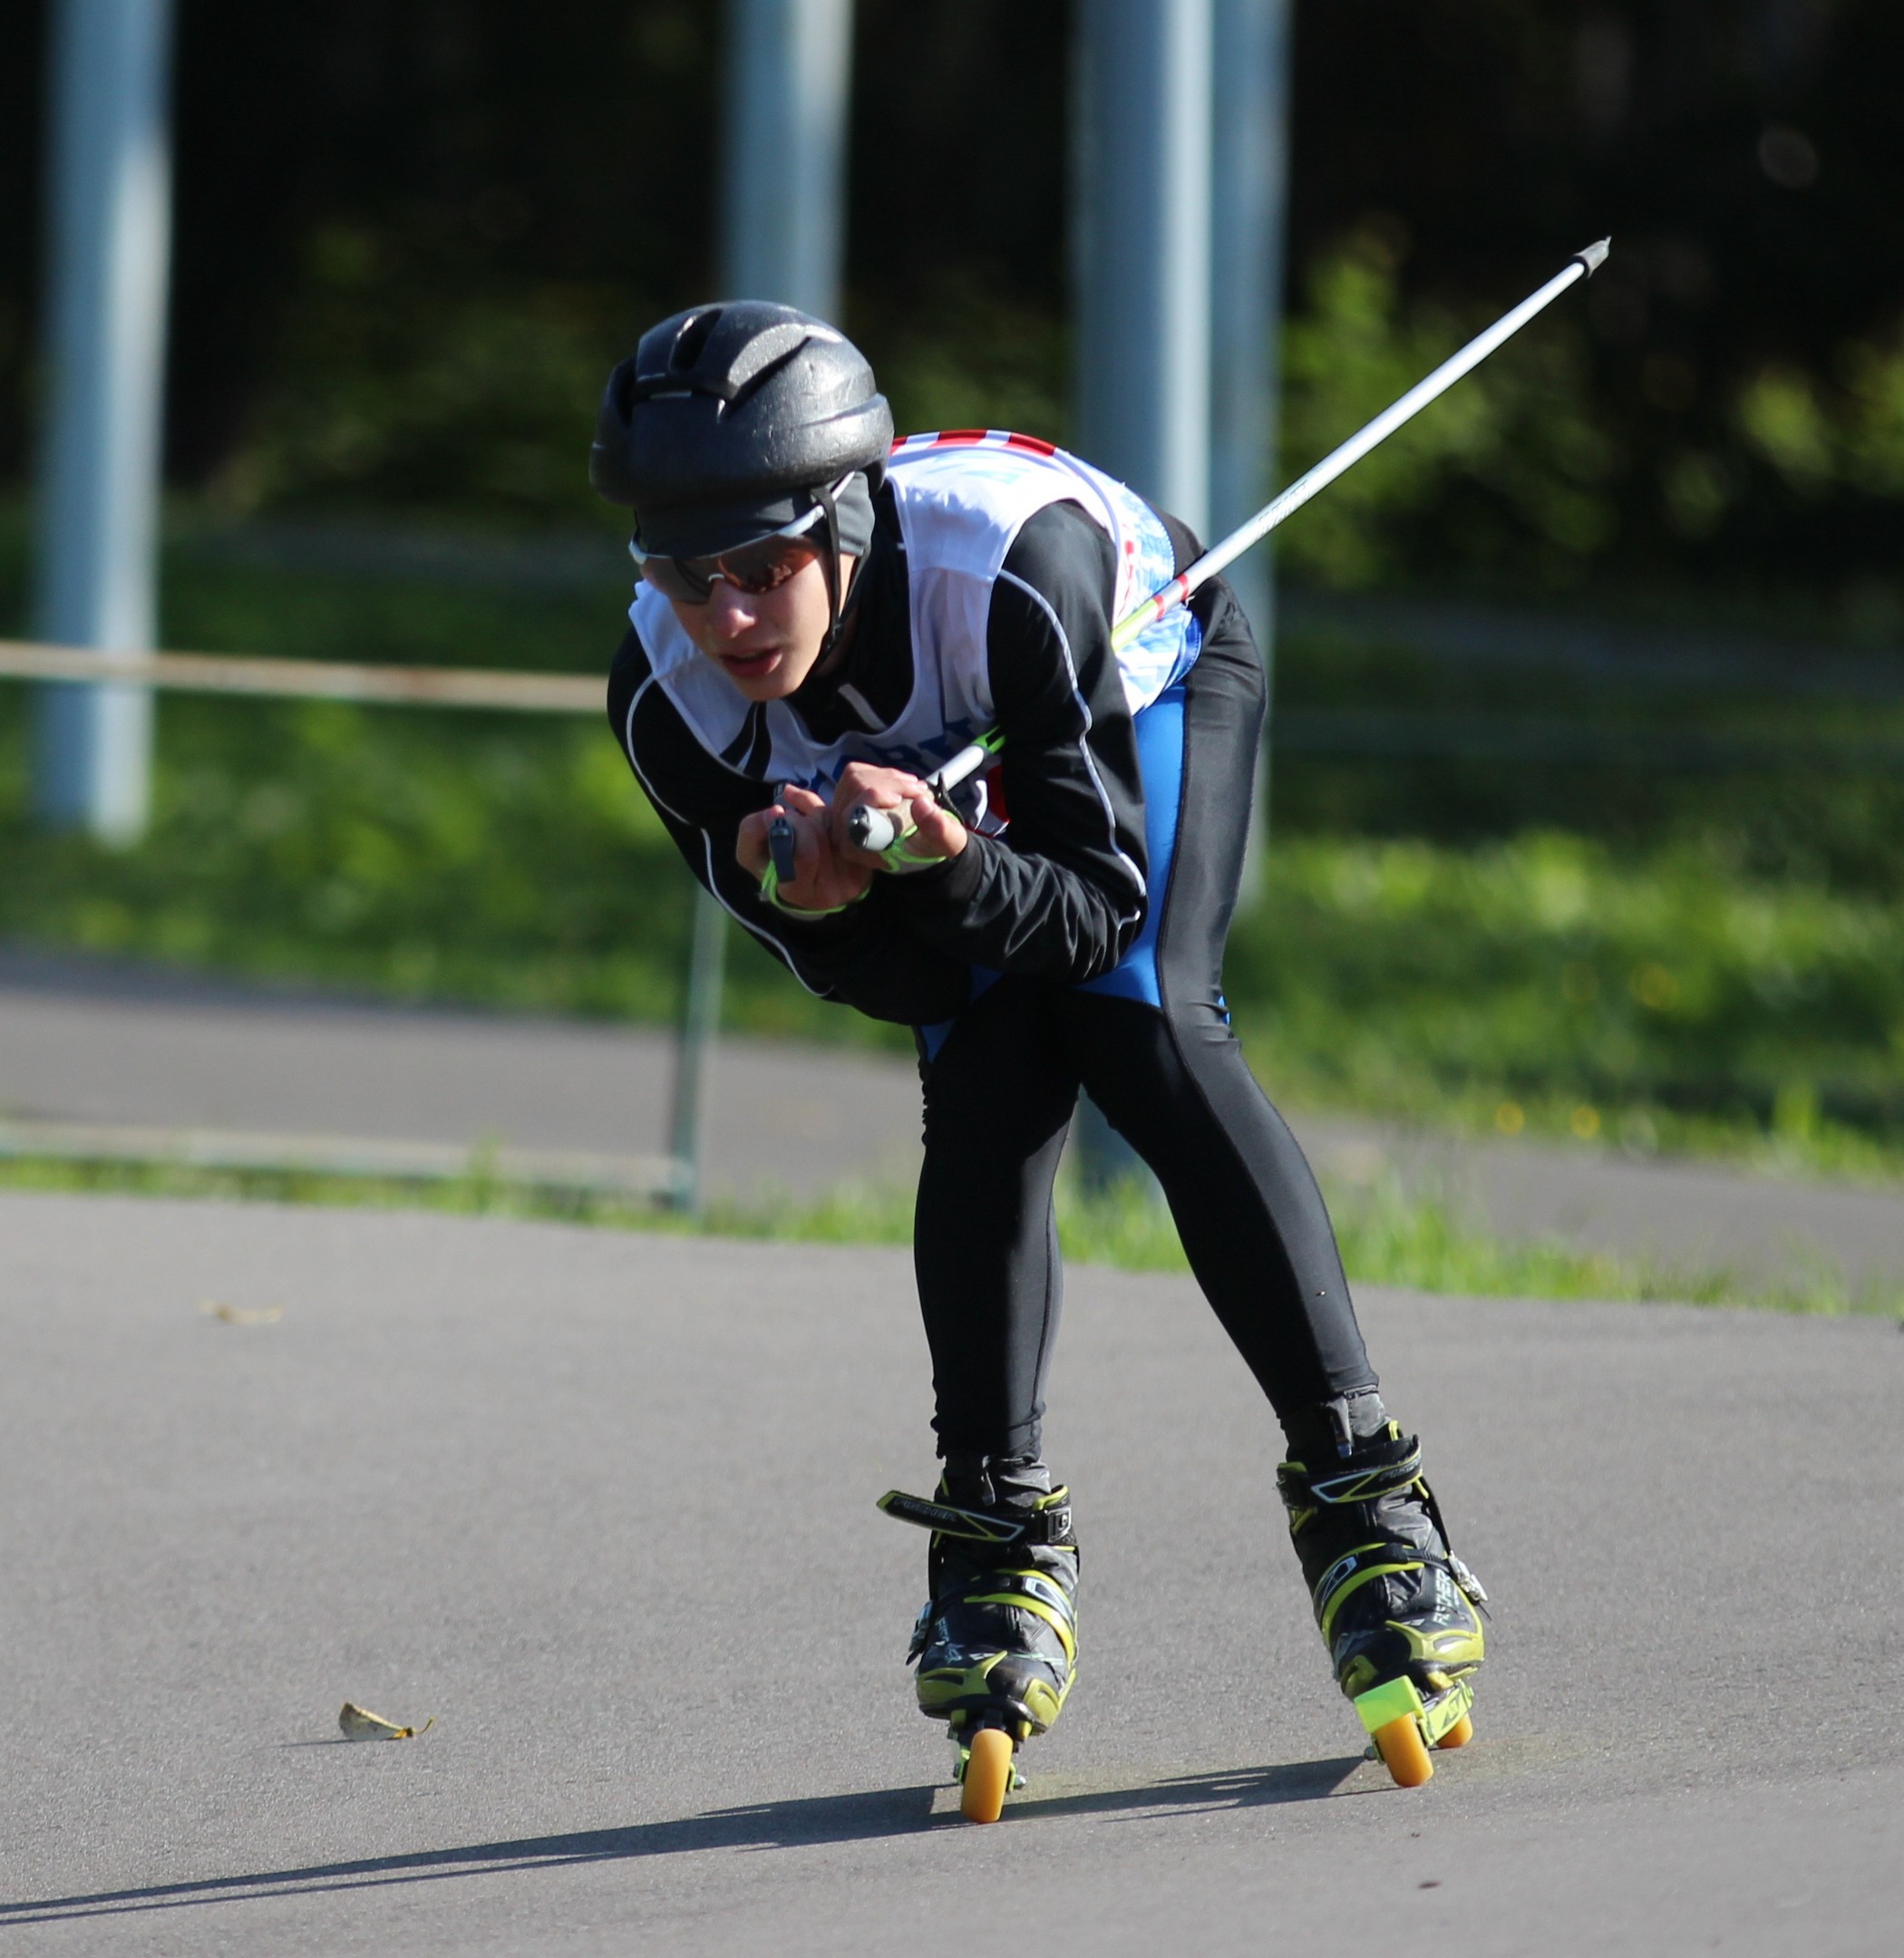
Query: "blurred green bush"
206 228 631 522
185 220 1904 630
1276 232 1621 592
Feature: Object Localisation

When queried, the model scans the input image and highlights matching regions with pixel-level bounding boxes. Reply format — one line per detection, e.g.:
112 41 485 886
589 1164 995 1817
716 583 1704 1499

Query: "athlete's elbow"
1060 892 1147 984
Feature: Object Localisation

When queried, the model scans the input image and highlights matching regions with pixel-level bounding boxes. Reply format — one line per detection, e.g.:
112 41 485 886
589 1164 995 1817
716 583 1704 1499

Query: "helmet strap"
810 472 875 677
813 478 844 655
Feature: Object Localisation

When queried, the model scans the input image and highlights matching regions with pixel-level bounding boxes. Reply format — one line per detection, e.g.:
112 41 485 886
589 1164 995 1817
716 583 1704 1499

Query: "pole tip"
1575 237 1613 275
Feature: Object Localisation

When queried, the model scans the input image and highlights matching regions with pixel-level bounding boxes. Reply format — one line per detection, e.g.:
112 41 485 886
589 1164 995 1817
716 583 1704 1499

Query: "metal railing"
0 639 718 1208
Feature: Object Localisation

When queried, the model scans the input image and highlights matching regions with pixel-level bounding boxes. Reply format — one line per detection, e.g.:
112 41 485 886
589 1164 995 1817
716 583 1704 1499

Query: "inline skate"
1277 1422 1487 1787
879 1454 1078 1822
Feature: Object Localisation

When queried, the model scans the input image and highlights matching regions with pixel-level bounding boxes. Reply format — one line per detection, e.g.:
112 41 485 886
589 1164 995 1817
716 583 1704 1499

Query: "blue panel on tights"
914 646 1197 1046
1076 681 1187 1009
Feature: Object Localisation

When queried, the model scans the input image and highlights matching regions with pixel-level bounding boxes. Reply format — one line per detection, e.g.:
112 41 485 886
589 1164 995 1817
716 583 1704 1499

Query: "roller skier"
588 277 1611 1816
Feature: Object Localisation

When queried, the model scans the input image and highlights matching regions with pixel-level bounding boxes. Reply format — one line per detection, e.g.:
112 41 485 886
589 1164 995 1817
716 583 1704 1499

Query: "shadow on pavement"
0 1757 1365 1926
1013 1755 1368 1821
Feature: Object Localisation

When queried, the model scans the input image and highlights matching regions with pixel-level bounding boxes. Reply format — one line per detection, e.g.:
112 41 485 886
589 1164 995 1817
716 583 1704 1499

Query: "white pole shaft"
1158 246 1608 618
853 243 1611 840
32 0 176 842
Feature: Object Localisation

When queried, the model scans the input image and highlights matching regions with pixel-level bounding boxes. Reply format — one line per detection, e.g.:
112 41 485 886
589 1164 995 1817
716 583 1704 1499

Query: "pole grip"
840 735 998 859
847 802 906 854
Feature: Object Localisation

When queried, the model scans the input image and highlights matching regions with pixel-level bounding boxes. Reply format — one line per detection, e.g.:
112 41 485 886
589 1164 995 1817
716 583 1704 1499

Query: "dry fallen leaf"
338 1702 432 1741
199 1300 284 1325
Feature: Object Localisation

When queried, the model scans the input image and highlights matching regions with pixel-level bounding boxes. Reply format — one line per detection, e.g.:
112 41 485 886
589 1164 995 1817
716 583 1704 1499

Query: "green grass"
4 687 1901 1159
1049 1168 1902 1315
4 1152 1896 1320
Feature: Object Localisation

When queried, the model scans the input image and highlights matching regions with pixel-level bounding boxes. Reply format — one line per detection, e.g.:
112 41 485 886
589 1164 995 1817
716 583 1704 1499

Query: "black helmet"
590 301 892 559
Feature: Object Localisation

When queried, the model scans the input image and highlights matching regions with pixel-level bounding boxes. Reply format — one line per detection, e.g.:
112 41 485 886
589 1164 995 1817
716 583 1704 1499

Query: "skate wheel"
1372 1715 1434 1788
1438 1714 1474 1750
960 1727 1015 1824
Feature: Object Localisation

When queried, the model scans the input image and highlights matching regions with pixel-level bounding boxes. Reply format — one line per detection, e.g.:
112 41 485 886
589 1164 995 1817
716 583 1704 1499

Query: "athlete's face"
668 554 853 703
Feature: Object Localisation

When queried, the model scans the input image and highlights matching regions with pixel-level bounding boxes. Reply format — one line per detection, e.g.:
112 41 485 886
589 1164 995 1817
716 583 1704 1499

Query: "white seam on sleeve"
625 674 693 824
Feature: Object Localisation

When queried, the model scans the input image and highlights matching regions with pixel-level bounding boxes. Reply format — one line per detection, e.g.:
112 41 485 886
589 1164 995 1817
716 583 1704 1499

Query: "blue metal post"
1073 0 1214 531
32 0 176 843
720 0 854 311
1209 0 1292 901
1071 0 1213 1198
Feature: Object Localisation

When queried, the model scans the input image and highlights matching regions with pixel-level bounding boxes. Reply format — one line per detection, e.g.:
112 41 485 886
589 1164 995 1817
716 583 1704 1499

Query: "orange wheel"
1373 1715 1434 1788
960 1727 1015 1824
1438 1715 1474 1750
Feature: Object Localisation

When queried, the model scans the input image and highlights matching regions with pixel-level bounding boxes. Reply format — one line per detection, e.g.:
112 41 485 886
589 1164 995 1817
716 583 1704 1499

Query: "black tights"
912 586 1377 1463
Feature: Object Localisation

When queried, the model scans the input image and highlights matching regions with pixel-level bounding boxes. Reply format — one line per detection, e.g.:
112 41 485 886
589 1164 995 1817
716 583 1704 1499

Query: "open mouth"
719 646 782 682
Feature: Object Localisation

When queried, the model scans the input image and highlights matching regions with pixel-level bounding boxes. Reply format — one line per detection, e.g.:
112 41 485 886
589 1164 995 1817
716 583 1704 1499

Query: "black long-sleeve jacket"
608 480 1191 1026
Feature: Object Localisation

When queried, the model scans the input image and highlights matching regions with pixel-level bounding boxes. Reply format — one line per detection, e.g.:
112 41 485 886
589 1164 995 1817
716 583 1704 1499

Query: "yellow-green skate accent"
1420 1678 1474 1746
1354 1673 1475 1793
1332 1573 1486 1700
881 1472 1081 1798
1353 1672 1472 1744
1316 1544 1426 1646
915 1646 1073 1734
1355 1673 1426 1736
963 1575 1077 1661
878 1488 1033 1545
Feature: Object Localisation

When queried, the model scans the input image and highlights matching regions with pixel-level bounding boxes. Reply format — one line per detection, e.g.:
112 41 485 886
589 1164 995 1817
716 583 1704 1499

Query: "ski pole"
847 239 1610 856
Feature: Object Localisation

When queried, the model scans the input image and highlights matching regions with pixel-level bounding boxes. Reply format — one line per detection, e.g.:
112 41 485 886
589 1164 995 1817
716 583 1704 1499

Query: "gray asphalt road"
3 1193 1899 1953
6 945 1904 1285
0 948 921 1200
